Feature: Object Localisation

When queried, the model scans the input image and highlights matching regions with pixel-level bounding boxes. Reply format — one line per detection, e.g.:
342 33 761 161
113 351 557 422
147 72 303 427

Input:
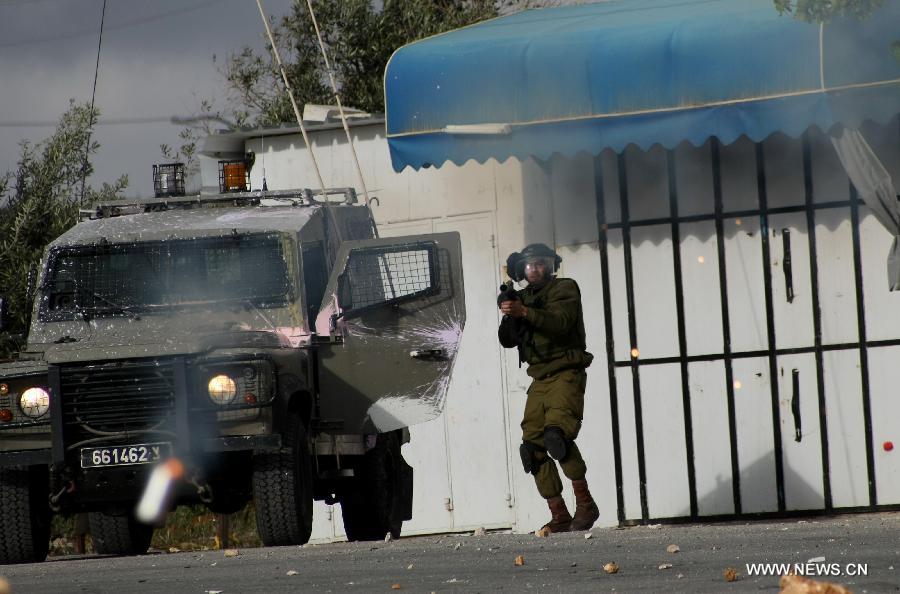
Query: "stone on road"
1 513 899 593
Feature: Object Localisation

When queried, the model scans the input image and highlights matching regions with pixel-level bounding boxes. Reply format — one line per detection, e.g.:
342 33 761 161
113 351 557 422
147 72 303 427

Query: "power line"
0 0 76 6
0 116 177 128
0 0 226 48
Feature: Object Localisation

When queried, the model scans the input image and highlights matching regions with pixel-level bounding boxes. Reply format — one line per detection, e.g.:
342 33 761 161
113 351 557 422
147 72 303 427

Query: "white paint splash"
362 309 465 431
366 394 443 432
314 298 339 336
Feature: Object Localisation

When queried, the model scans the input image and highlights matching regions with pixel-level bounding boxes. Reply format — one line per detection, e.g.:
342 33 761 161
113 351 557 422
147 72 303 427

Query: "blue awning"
384 0 900 172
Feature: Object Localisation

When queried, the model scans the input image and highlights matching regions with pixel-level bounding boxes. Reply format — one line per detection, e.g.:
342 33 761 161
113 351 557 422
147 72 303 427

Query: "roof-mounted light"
218 158 251 193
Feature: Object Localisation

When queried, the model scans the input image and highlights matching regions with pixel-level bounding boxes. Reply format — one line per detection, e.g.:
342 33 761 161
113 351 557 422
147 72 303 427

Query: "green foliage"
0 101 128 359
151 504 261 551
774 0 897 63
47 505 261 556
773 0 883 21
222 0 498 125
48 513 79 556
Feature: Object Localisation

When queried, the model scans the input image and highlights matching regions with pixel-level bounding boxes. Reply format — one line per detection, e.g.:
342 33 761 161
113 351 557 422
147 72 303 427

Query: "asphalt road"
4 513 900 593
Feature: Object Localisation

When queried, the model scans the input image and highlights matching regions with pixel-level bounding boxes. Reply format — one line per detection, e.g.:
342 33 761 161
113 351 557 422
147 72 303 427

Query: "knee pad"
544 426 568 461
519 442 543 475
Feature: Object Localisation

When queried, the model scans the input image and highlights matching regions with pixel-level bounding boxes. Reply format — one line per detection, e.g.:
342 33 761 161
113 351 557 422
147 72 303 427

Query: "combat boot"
542 495 572 533
570 479 600 531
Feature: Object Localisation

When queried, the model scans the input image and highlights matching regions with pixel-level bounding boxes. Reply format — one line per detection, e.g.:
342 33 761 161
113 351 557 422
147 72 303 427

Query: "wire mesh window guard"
41 234 290 320
153 163 186 197
340 243 438 312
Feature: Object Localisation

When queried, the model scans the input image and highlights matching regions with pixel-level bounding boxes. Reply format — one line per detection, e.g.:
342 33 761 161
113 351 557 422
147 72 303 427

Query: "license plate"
80 442 172 469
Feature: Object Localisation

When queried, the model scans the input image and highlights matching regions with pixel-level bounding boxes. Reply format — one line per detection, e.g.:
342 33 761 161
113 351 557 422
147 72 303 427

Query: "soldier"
498 243 599 532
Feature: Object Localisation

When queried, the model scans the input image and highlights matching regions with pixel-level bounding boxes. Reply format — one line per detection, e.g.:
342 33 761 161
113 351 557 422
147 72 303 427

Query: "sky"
0 0 296 198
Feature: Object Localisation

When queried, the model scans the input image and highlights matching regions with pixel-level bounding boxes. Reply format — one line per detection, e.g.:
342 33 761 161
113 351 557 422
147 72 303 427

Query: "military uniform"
499 277 593 498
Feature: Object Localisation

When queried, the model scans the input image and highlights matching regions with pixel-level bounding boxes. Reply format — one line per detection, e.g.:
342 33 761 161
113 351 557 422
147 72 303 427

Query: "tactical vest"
519 277 593 378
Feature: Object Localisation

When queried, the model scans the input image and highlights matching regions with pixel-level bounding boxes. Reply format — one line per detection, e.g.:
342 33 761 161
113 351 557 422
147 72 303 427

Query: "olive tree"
773 0 883 20
0 101 128 358
219 0 498 126
775 0 898 58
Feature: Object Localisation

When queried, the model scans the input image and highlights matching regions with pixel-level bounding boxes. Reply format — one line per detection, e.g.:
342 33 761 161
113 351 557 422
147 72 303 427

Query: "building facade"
202 115 900 540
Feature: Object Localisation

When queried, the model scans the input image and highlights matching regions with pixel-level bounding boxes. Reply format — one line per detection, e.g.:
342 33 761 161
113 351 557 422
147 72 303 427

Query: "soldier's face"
524 258 551 285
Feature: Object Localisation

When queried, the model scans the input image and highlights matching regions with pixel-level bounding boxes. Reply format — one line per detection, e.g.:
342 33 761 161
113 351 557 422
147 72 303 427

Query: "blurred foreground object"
780 574 853 594
137 458 184 525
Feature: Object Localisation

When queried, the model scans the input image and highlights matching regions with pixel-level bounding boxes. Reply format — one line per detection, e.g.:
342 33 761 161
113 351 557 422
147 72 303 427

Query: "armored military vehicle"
0 185 465 563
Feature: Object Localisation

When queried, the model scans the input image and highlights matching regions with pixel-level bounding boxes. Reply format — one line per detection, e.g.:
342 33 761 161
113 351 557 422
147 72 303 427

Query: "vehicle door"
313 232 465 433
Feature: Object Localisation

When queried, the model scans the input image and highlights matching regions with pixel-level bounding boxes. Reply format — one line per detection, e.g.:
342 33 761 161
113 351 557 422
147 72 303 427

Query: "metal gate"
594 121 900 523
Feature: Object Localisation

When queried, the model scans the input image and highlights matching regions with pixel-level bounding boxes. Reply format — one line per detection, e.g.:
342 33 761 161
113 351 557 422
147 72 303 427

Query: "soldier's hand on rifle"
500 300 528 319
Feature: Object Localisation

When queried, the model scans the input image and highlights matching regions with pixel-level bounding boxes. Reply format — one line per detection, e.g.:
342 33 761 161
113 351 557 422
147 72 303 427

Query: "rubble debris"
659 563 673 570
535 526 551 538
667 544 680 553
584 532 593 540
473 527 486 537
514 555 526 566
603 562 619 574
286 570 298 576
724 567 739 582
223 549 240 558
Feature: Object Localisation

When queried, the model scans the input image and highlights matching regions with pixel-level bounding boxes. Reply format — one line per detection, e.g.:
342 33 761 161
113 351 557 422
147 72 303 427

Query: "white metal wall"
239 116 900 539
596 120 900 522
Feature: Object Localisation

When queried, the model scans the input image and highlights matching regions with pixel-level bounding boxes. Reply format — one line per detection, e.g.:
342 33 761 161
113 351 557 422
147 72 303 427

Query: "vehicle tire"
0 466 50 564
87 511 154 556
341 432 411 542
252 411 313 546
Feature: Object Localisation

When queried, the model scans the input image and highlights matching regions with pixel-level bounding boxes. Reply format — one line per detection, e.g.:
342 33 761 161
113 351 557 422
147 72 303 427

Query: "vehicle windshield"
42 234 292 319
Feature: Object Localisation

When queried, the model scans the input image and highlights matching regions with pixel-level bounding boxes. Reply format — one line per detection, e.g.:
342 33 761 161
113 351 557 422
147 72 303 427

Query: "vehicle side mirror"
0 297 8 333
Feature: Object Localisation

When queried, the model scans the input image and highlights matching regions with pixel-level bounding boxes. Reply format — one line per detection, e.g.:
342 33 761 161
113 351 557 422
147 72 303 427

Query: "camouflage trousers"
521 368 587 498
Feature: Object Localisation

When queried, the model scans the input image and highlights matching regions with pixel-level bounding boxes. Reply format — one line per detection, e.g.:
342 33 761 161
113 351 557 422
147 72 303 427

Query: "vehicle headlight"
202 361 274 408
19 387 50 418
208 375 237 405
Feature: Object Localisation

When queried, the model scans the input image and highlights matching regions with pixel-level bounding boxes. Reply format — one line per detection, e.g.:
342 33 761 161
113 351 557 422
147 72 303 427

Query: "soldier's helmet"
508 243 561 282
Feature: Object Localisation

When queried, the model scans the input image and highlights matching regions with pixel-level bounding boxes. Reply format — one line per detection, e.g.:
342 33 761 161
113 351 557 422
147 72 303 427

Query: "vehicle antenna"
261 129 268 192
78 0 108 205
